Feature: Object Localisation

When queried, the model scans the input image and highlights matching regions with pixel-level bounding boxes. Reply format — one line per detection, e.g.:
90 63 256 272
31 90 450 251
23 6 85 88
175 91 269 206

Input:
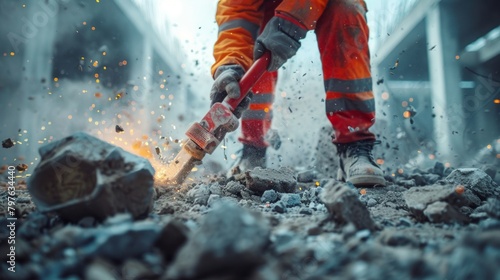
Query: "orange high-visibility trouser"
239 0 376 147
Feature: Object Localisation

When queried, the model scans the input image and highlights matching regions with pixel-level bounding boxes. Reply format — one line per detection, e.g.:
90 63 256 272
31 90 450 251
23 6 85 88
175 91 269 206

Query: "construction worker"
209 0 386 186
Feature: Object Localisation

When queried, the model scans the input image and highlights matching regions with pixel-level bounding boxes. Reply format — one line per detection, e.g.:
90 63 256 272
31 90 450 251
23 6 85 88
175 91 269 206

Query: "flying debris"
405 105 417 118
376 78 384 85
115 92 124 100
389 59 399 70
16 163 28 172
429 45 437 51
115 125 125 133
2 138 14 148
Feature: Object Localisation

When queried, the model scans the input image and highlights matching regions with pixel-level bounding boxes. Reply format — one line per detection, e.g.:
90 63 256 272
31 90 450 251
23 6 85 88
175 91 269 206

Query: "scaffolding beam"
374 0 441 65
426 3 465 163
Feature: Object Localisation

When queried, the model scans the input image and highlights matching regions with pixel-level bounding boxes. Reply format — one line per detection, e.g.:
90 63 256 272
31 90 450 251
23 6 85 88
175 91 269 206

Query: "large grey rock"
403 184 479 222
445 168 499 200
28 132 155 221
244 167 297 194
320 181 377 231
166 201 270 279
423 201 470 224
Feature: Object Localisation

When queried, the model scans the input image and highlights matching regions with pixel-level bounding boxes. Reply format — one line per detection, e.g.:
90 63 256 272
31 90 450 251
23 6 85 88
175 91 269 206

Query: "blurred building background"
371 0 500 173
0 0 199 171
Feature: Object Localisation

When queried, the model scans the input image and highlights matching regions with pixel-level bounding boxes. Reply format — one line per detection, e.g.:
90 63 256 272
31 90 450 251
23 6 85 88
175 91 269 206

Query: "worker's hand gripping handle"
184 52 271 155
223 51 271 112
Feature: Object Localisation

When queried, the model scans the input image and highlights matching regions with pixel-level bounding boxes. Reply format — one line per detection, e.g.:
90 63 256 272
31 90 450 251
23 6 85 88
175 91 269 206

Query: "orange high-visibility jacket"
212 0 328 76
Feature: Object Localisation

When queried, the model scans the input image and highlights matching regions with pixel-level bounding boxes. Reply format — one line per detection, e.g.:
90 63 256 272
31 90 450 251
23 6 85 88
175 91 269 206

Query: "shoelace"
338 140 381 160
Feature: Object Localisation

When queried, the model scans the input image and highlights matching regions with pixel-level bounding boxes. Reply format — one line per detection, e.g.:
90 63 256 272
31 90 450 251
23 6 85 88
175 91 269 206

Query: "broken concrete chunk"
399 179 416 188
166 201 270 279
261 189 278 203
280 193 301 208
78 219 161 261
423 201 469 224
28 132 155 221
186 184 210 205
320 181 377 231
409 174 427 186
378 229 418 247
433 162 445 176
403 184 477 221
297 169 318 183
224 181 245 196
481 165 497 181
445 168 499 200
207 194 237 207
367 198 378 207
244 167 297 194
272 201 286 213
423 173 440 184
299 207 313 215
475 198 500 219
207 194 221 207
209 183 222 195
155 218 189 263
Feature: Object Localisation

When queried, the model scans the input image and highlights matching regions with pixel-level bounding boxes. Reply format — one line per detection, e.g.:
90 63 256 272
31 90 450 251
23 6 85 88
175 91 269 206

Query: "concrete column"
426 3 465 164
13 0 59 164
21 0 59 91
130 37 154 135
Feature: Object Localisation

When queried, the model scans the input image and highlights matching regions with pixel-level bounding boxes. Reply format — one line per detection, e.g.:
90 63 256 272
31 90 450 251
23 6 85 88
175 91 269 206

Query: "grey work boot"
228 144 267 176
336 140 386 187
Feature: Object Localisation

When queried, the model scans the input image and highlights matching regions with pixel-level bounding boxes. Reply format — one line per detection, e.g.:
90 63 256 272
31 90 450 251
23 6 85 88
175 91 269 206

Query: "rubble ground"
1 166 500 279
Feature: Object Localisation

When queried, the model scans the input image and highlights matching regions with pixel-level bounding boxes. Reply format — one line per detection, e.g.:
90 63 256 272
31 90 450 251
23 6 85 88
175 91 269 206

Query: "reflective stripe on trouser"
239 0 280 148
239 70 277 148
316 0 376 144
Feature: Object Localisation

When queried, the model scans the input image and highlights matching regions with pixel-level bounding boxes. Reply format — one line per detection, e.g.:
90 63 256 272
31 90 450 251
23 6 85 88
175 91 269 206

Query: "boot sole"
348 174 386 187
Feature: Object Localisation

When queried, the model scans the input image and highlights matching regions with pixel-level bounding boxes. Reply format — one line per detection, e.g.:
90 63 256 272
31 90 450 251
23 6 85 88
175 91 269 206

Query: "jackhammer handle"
224 51 271 111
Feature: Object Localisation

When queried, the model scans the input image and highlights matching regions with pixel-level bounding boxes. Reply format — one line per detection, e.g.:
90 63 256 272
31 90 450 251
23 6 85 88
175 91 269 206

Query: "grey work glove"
254 16 308 71
210 64 252 118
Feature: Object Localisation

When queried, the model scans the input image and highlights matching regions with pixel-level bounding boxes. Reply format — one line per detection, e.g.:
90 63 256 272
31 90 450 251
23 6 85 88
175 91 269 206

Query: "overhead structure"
373 0 500 165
